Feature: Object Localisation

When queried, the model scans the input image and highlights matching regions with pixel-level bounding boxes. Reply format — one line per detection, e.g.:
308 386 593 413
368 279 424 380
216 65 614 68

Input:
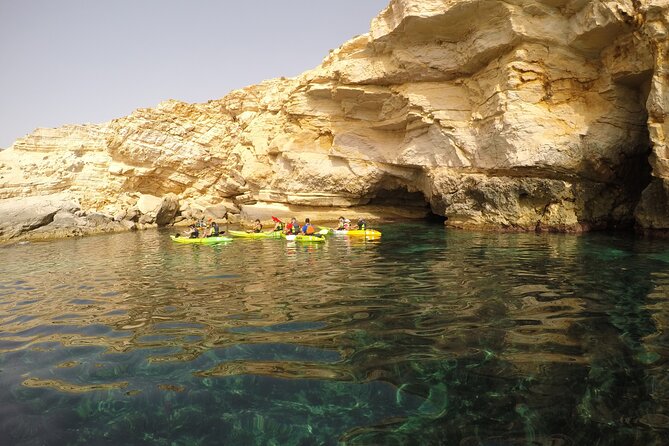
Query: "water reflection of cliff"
1 226 669 444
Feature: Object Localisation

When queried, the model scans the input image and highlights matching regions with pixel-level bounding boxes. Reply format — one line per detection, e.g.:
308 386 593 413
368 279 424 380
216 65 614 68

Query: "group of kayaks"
170 228 382 245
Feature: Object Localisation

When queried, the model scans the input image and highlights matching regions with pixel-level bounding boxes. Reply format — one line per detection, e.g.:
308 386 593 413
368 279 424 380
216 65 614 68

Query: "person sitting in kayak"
285 217 300 235
336 216 351 230
301 218 316 235
209 221 220 237
188 224 199 239
252 219 263 233
203 218 213 237
356 218 367 230
272 216 284 232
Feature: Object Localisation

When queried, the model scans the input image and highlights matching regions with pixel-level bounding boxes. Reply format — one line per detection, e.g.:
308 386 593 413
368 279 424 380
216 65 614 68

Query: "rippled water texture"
1 223 669 445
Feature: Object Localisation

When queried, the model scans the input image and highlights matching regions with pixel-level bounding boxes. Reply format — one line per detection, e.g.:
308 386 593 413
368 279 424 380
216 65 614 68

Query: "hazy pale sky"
0 0 388 148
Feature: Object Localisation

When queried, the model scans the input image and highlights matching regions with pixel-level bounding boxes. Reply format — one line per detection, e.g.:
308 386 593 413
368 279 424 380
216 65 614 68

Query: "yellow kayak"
333 229 382 238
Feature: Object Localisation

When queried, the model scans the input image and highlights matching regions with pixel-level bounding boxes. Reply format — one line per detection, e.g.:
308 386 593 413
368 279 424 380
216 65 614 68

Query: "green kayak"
170 235 233 244
283 234 326 243
228 230 283 239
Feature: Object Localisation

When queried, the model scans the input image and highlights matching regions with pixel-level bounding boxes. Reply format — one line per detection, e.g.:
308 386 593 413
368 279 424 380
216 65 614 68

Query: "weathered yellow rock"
1 0 668 239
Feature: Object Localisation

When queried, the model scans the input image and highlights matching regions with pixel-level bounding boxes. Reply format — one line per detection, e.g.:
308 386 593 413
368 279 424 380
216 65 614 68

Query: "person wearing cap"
336 216 351 230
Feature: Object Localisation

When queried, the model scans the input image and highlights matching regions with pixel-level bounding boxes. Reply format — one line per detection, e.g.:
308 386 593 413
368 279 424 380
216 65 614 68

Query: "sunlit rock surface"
1 0 668 239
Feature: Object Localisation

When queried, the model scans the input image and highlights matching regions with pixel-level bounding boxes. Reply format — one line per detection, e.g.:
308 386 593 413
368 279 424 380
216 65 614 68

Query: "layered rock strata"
1 0 668 240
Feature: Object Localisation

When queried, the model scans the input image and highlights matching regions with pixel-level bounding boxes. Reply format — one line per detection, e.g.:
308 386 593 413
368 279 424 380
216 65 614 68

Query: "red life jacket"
287 223 299 234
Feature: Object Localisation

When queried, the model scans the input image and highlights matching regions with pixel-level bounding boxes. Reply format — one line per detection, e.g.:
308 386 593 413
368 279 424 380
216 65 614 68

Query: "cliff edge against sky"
1 0 668 240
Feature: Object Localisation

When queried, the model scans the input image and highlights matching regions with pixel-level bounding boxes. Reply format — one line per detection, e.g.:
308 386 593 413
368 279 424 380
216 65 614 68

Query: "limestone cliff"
1 0 668 240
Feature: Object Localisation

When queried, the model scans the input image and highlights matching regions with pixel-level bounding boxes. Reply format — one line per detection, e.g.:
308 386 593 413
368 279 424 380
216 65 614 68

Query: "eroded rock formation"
1 0 668 240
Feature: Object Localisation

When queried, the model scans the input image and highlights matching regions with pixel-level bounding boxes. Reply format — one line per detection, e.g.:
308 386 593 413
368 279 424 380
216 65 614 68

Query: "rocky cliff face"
1 0 668 240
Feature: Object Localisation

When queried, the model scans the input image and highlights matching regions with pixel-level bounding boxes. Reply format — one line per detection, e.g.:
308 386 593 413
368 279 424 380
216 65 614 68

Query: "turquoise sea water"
1 222 668 445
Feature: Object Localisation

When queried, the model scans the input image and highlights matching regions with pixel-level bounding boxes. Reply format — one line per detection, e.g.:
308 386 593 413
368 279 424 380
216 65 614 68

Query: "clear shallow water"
1 223 668 445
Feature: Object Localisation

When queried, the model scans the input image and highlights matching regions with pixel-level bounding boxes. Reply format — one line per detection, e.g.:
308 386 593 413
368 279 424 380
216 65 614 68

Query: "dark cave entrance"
612 70 654 228
425 212 448 224
367 185 446 223
367 186 427 208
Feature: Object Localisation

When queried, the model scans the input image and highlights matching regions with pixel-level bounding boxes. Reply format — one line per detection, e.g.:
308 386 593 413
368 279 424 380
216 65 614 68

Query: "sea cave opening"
367 185 446 224
612 70 654 227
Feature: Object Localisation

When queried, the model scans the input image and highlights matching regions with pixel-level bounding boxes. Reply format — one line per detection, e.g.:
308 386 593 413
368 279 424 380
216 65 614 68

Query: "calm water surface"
1 223 669 445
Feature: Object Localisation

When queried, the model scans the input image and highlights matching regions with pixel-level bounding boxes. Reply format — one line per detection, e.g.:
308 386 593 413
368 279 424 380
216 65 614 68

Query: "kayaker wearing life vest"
252 219 263 233
209 221 220 237
301 218 316 235
272 216 284 232
356 218 367 230
285 217 300 235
